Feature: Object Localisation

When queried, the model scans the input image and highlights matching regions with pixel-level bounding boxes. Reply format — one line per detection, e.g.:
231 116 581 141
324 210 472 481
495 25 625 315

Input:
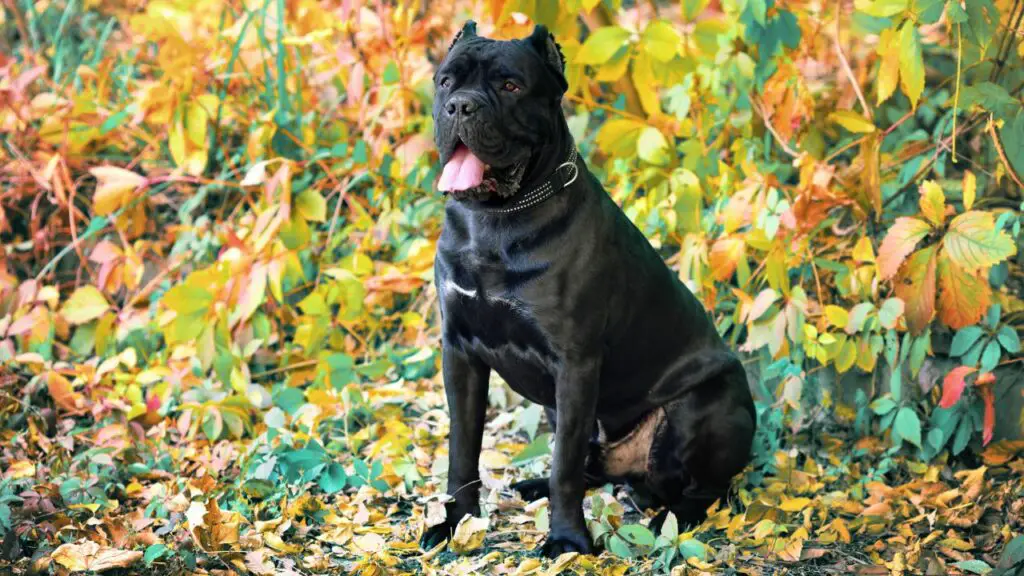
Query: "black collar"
446 147 580 215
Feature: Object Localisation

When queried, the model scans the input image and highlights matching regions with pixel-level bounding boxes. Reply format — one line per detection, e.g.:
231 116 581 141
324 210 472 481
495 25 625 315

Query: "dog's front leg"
421 345 490 550
543 355 600 557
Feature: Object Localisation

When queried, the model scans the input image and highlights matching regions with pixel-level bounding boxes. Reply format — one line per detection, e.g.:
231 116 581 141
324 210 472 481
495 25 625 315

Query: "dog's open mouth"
438 142 497 193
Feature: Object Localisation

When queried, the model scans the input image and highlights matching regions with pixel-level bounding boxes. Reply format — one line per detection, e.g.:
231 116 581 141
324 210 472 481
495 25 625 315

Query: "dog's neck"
517 115 573 194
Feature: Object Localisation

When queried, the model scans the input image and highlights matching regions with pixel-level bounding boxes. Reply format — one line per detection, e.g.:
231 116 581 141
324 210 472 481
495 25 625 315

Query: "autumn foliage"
0 0 1022 574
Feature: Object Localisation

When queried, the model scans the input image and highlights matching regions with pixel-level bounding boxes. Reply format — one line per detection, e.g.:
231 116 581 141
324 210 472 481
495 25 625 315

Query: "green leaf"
61 285 110 325
998 535 1024 569
678 538 707 561
943 211 1017 270
965 0 999 49
319 463 347 494
878 298 904 330
870 396 897 415
898 21 925 109
144 544 170 566
958 82 1019 118
637 127 670 166
748 0 767 25
295 188 327 222
607 534 633 558
893 407 922 448
642 20 681 62
952 415 972 455
980 339 1001 373
578 26 631 65
996 325 1021 354
659 511 679 540
512 433 551 465
952 559 992 575
951 326 985 357
1001 111 1024 185
847 303 875 333
618 524 655 548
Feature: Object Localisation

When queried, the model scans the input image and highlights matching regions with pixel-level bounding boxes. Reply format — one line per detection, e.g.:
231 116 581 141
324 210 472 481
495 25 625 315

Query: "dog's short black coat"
421 22 756 557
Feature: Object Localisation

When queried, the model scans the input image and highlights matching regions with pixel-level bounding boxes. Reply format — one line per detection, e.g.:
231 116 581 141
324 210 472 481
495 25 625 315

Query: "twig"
752 99 801 158
986 116 1024 190
834 0 872 121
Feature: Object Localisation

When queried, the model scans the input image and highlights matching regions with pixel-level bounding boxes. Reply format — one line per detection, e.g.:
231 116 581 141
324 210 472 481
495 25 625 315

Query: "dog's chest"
438 247 560 405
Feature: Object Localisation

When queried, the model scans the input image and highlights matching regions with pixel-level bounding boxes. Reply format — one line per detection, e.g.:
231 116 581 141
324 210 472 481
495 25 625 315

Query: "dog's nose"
445 95 477 117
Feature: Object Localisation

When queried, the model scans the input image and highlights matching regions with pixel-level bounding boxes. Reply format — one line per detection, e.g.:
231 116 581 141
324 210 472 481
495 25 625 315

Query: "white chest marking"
444 280 478 299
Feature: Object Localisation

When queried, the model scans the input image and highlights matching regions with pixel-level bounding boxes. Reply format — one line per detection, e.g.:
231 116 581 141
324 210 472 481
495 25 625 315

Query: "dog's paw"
540 528 593 558
511 478 550 502
420 521 456 551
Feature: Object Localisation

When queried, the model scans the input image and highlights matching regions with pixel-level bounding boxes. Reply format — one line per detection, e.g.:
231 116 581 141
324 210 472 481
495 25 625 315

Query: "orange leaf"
981 387 995 446
877 217 931 279
47 371 86 413
893 244 936 335
710 237 745 282
937 256 991 329
940 366 976 409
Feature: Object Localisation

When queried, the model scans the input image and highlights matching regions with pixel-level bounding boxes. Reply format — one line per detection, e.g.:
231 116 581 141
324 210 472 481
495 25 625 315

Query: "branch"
834 0 872 120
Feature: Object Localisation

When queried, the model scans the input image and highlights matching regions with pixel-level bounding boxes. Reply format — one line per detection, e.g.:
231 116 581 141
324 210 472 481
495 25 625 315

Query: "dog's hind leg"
640 375 755 534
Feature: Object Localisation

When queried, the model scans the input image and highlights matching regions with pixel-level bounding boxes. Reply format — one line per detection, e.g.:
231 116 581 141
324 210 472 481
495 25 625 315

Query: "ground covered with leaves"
1 0 1023 574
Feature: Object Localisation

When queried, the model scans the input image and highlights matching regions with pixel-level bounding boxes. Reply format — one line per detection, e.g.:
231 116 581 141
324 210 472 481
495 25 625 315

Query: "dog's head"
433 21 568 200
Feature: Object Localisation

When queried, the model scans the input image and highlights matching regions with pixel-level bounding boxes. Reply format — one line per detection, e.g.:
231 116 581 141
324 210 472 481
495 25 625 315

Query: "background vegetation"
1 0 1022 574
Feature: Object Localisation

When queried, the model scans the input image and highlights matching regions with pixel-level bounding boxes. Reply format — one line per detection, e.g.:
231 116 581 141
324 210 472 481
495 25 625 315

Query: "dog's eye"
440 77 452 88
502 80 520 93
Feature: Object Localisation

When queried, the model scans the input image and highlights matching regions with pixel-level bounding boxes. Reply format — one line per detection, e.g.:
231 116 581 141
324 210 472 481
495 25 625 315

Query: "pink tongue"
438 145 486 192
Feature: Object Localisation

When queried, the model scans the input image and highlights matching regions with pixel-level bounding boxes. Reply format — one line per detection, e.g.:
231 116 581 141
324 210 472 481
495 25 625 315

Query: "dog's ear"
526 25 568 92
449 20 477 51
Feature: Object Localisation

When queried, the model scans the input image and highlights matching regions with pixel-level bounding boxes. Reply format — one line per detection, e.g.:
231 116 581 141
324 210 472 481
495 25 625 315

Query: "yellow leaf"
480 450 510 469
169 120 187 172
263 531 302 554
450 515 489 555
779 497 812 512
919 180 946 227
876 28 900 105
90 166 147 215
295 188 327 222
577 26 631 66
52 540 142 572
962 170 976 210
515 557 543 575
61 285 110 324
852 236 876 263
5 460 35 479
824 305 849 329
898 21 925 109
828 110 876 133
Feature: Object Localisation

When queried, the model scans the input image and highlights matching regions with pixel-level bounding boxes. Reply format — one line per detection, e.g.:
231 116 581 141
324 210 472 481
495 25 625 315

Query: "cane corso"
421 21 756 557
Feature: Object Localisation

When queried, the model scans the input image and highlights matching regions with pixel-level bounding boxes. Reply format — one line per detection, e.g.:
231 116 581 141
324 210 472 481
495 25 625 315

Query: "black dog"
421 22 756 557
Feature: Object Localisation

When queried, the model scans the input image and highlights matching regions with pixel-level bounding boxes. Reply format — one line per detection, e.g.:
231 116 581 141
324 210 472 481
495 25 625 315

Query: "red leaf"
981 386 995 446
940 366 977 409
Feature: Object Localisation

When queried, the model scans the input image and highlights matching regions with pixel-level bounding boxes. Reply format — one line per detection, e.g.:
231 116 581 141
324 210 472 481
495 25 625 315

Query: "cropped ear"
526 25 568 92
449 20 477 51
